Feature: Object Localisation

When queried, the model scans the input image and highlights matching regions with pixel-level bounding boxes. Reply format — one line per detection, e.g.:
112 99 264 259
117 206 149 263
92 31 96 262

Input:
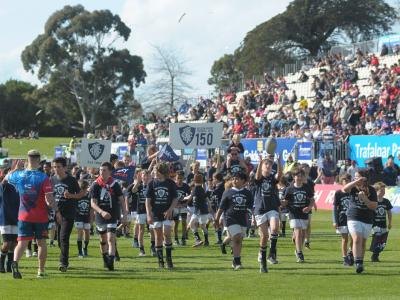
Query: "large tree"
0 80 38 135
208 54 242 92
210 0 397 88
21 5 146 133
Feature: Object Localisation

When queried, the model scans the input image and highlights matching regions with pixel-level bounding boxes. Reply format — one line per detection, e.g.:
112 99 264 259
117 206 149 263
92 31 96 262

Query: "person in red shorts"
5 150 55 279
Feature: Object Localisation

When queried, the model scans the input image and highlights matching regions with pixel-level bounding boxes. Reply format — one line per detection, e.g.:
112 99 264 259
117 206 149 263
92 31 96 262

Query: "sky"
0 0 398 102
0 0 291 99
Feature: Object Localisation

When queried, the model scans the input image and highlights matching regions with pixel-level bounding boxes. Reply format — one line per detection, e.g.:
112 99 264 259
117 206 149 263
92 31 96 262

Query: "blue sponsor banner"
242 138 298 165
196 149 207 161
112 166 135 184
117 146 128 160
55 147 63 158
297 141 313 161
349 135 400 167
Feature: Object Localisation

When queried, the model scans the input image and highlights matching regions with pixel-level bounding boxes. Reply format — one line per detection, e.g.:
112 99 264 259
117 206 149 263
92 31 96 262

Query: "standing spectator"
6 150 55 279
383 156 398 186
318 154 337 184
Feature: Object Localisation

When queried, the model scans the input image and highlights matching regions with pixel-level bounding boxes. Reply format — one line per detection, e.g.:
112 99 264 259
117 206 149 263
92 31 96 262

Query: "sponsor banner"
297 141 313 163
112 166 135 184
242 138 298 165
54 147 63 158
196 149 207 168
169 123 223 149
349 135 400 167
80 139 111 168
314 184 342 210
314 184 400 213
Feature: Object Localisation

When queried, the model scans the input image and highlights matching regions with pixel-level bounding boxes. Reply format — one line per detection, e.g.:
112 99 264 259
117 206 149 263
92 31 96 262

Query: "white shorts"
0 225 18 235
255 210 280 226
136 214 147 225
190 214 209 225
152 220 172 229
371 226 388 235
187 206 195 215
207 213 214 222
128 211 138 222
173 207 188 216
48 222 56 230
75 222 91 230
280 212 289 222
347 220 372 239
96 223 117 233
290 219 309 230
227 224 246 238
336 226 349 234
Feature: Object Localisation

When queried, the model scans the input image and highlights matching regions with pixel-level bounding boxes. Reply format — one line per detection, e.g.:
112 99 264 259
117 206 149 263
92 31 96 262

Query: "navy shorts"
17 221 48 241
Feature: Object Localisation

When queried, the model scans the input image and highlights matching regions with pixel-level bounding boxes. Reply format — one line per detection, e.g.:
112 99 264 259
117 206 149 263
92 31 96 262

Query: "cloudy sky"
0 0 292 98
0 0 397 100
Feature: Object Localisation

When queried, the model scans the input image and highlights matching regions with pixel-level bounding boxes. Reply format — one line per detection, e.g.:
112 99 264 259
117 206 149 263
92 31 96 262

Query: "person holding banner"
90 162 128 271
342 170 377 274
370 182 392 262
145 162 178 269
254 155 282 273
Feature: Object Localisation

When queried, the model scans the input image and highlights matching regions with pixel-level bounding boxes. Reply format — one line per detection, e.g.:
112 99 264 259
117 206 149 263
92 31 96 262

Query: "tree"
208 54 242 92
145 45 192 113
209 0 397 88
0 80 38 135
21 5 146 133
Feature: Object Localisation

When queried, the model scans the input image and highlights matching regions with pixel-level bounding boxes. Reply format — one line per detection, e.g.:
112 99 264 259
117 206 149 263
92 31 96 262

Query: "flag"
112 166 135 184
158 144 180 162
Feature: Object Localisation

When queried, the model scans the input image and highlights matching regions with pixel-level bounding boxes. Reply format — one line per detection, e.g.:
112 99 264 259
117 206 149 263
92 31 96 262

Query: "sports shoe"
371 254 380 262
347 252 354 266
181 239 186 246
267 256 279 265
232 264 242 271
150 247 156 257
37 271 48 278
220 244 227 254
49 241 55 248
11 262 22 279
304 242 311 250
260 263 268 273
26 250 32 258
139 250 146 257
193 240 203 247
0 263 5 273
78 255 84 259
166 259 173 270
132 240 139 248
174 239 180 246
215 240 222 245
83 248 88 257
32 251 38 257
257 252 262 263
158 261 165 269
107 257 114 271
6 260 12 273
343 257 351 266
204 241 209 247
59 265 67 273
356 263 364 274
295 251 304 263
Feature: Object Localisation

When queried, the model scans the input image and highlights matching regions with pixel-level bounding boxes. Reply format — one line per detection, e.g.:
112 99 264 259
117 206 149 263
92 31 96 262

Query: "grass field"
1 211 399 300
2 137 71 159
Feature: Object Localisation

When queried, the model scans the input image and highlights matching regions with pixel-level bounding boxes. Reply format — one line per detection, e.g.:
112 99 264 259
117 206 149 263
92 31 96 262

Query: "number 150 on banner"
169 123 223 149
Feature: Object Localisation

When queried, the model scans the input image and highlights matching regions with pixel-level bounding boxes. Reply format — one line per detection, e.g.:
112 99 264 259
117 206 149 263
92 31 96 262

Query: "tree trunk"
170 76 175 113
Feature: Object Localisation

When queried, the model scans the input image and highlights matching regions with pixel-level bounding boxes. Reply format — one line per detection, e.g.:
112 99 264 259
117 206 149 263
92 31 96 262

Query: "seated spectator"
298 71 309 82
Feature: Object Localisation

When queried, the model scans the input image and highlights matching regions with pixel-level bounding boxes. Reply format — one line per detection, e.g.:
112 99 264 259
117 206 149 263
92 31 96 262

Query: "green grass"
2 137 71 159
1 211 399 300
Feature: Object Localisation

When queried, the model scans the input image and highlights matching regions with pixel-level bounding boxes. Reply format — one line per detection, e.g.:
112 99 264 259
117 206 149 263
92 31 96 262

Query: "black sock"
139 246 145 252
234 256 241 265
194 232 201 241
250 228 255 235
269 234 278 257
108 255 115 262
355 258 363 265
7 252 13 263
151 241 155 248
27 241 32 251
77 240 83 254
134 237 138 244
102 253 108 264
260 246 267 265
84 241 89 251
175 235 179 241
181 234 186 241
0 251 6 268
204 233 209 243
156 246 164 263
282 221 286 234
33 242 38 253
165 243 172 259
217 229 222 242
